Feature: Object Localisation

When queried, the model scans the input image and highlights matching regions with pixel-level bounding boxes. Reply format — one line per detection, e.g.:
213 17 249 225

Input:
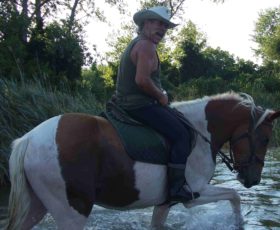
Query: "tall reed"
0 78 104 186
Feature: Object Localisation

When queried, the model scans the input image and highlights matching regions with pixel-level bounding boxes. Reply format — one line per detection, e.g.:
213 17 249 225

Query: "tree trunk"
21 0 28 42
35 0 43 32
68 0 80 32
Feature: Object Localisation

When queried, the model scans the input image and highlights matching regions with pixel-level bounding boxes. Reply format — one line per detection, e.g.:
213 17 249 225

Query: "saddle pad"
104 102 169 165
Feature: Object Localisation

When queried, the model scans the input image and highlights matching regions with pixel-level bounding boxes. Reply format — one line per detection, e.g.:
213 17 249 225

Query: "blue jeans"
127 104 191 165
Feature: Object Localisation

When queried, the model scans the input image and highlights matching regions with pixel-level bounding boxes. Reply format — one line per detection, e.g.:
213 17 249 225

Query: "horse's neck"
174 100 216 190
174 99 210 137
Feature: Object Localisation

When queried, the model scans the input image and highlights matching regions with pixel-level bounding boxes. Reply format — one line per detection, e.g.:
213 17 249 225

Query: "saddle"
102 100 196 165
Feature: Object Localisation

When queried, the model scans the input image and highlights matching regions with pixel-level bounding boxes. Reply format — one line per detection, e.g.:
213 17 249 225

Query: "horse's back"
24 113 129 164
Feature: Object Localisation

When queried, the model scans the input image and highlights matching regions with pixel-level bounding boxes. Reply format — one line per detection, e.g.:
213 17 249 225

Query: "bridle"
219 110 272 172
168 106 272 173
228 124 260 171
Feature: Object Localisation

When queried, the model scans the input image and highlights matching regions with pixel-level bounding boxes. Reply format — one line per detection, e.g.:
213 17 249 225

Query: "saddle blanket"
103 101 169 165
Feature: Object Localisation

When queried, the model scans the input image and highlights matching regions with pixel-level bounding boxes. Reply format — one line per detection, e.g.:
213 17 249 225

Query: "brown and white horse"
5 92 280 230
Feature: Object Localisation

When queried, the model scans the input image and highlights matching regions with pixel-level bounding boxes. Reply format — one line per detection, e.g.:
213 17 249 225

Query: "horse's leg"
24 151 89 229
22 185 47 230
26 169 89 229
151 204 171 229
184 185 243 228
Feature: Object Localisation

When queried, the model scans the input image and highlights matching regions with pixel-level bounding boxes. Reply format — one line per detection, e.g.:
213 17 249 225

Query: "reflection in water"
2 149 280 229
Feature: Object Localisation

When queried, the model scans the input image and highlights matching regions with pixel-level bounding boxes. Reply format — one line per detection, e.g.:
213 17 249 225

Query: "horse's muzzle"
237 173 260 188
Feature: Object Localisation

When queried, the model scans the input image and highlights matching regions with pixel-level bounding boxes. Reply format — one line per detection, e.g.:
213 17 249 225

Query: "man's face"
143 19 169 44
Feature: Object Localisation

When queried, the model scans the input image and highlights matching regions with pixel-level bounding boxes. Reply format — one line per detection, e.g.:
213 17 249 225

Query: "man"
115 6 197 203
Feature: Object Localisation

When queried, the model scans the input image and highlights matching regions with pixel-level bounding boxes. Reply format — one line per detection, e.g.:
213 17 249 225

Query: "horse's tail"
5 136 31 230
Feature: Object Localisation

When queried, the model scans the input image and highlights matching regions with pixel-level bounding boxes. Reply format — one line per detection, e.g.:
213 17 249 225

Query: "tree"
253 6 280 64
203 47 237 80
174 21 207 82
0 5 28 78
102 0 227 86
0 0 127 82
139 0 225 22
43 22 85 83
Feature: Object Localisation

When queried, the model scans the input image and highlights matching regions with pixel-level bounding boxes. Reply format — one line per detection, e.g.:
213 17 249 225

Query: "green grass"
0 78 104 186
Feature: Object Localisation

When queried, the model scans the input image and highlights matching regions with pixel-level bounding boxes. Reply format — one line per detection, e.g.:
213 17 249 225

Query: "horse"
4 92 280 230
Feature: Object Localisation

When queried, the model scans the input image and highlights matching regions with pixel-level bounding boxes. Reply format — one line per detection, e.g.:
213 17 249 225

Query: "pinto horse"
5 92 280 230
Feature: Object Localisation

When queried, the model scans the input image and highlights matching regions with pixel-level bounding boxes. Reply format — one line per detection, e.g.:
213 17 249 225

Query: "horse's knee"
151 205 170 228
228 192 243 228
229 192 241 210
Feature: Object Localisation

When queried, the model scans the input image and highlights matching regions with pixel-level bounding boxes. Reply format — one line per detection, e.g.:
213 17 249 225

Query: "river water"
1 149 280 230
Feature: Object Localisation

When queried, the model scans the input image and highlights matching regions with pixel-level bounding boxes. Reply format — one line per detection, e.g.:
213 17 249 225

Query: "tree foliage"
1 0 275 94
253 6 280 64
0 0 125 83
31 21 86 83
173 21 207 81
139 0 225 20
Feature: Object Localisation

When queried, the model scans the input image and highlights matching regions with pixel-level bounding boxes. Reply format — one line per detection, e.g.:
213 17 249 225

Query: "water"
1 149 280 229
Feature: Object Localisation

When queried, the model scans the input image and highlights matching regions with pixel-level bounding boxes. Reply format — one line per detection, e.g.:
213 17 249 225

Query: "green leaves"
253 6 280 63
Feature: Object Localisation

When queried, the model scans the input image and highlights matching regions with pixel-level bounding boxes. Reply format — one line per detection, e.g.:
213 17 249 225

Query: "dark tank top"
115 36 162 110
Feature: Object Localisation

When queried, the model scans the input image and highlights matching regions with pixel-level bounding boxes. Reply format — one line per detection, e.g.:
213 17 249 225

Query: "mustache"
156 32 165 38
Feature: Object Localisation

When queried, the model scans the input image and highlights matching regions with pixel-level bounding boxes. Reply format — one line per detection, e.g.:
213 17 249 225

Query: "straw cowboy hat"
133 6 178 29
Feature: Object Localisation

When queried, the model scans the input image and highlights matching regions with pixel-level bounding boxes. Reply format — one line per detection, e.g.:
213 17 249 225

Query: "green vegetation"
0 1 280 186
0 78 103 185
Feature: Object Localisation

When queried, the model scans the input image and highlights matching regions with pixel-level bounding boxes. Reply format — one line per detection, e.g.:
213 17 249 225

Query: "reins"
170 106 271 173
168 107 236 172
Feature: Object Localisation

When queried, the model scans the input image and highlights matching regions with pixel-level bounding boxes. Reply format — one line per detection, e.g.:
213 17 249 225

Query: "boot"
168 166 199 203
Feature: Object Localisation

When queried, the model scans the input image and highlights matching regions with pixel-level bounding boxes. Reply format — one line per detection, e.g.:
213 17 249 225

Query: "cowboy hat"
133 6 178 29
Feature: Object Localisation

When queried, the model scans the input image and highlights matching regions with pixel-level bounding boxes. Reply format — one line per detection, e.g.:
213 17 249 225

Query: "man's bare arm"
132 40 168 105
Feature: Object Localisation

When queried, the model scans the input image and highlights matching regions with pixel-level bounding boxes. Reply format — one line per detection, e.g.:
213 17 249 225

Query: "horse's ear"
267 110 280 122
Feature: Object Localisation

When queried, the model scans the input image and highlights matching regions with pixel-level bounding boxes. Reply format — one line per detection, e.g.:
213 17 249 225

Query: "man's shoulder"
137 39 155 47
134 39 156 54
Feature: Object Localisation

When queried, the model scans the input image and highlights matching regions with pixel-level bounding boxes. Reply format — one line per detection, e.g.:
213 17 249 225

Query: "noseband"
229 125 261 171
226 111 272 172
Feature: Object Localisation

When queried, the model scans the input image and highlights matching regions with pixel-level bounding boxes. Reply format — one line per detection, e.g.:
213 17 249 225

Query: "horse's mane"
172 91 244 108
173 91 272 129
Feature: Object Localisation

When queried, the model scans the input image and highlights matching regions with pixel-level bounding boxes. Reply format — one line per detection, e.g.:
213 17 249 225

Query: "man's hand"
158 92 168 106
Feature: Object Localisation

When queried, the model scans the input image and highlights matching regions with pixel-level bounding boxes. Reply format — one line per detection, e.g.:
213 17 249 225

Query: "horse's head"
230 109 280 188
